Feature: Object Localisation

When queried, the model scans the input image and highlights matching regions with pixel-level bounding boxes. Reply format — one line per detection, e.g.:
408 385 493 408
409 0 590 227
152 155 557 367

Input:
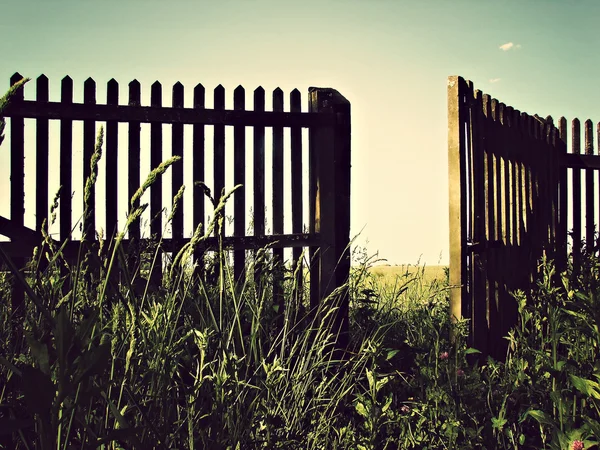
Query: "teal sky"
1 0 599 265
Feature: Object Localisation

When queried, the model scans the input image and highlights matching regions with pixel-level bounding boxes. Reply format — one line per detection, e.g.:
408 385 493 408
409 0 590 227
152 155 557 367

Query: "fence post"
308 88 351 351
447 77 468 332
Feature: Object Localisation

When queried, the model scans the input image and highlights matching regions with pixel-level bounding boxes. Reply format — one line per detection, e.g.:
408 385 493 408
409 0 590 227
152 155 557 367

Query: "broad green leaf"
366 368 374 390
523 409 555 427
385 349 400 360
491 416 507 430
570 374 600 400
354 401 368 418
382 395 393 413
465 348 481 355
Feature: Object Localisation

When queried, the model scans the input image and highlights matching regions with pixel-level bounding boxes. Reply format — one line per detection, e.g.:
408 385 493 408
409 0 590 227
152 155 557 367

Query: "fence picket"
106 79 119 239
9 73 25 317
128 80 141 242
172 82 185 244
572 119 582 266
150 81 163 284
272 88 285 315
214 85 225 226
83 78 96 240
233 85 246 283
60 76 74 243
585 120 595 248
193 83 206 270
36 75 49 235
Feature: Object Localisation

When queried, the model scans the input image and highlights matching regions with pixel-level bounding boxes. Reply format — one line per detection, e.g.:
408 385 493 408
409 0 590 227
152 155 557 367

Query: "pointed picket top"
193 83 205 107
36 75 49 102
214 84 225 109
557 117 567 141
273 87 283 112
172 81 184 107
253 86 265 111
290 88 301 112
10 72 24 85
61 76 73 102
128 79 141 106
584 119 594 154
84 77 96 103
151 81 162 106
234 85 245 109
107 78 119 104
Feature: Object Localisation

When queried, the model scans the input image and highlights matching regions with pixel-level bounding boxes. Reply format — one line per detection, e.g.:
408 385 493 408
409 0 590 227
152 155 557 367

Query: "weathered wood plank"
469 86 487 356
290 89 303 304
572 119 582 266
213 85 225 234
0 232 320 257
309 86 351 350
272 88 285 315
83 77 96 239
127 80 141 242
60 76 74 242
172 82 185 242
447 76 468 327
585 119 595 248
36 75 49 234
193 83 206 269
557 117 568 272
150 81 163 284
253 87 266 238
233 85 246 282
3 99 337 128
9 73 26 316
106 79 119 239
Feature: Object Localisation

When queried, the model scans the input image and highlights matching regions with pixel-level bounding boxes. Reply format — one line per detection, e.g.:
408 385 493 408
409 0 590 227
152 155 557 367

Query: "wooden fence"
1 72 351 347
448 75 600 360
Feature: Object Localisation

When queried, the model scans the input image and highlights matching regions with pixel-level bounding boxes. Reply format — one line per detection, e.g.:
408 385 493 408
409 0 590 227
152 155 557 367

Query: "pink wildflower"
572 440 584 450
439 351 449 360
400 405 410 414
456 368 465 377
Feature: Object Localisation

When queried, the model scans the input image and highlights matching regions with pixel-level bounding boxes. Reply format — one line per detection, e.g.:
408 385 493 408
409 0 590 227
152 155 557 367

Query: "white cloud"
499 42 521 51
489 78 501 84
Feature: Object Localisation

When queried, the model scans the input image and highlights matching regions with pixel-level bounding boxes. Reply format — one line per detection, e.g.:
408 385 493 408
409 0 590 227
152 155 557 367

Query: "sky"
1 0 599 266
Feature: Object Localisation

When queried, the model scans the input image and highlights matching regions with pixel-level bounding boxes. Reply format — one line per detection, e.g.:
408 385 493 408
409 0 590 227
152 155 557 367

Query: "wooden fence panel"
448 76 568 360
1 73 352 351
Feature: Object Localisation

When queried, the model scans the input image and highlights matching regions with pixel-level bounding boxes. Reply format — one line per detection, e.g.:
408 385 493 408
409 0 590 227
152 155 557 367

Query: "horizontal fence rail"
1 73 351 347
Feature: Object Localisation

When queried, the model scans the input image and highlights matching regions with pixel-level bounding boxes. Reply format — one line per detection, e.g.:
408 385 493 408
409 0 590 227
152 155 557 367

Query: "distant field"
366 264 448 288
